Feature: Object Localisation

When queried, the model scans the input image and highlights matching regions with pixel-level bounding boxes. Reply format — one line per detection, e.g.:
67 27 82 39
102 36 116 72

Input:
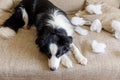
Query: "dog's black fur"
2 0 73 71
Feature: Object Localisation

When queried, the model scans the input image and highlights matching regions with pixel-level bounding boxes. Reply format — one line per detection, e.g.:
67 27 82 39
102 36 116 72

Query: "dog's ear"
35 37 46 47
35 32 51 48
55 29 67 36
67 36 73 44
60 36 73 45
55 29 73 44
57 37 72 55
62 45 70 53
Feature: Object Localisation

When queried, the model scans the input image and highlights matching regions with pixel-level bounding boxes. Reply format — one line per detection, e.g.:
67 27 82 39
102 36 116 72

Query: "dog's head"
36 28 72 71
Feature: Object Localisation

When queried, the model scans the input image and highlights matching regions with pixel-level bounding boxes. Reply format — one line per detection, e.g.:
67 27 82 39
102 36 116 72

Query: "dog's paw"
0 27 16 39
61 59 73 68
61 55 73 68
78 57 88 66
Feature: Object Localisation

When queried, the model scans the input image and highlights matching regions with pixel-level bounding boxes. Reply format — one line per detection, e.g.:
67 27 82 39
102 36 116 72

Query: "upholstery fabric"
13 0 85 12
0 27 120 80
0 0 120 80
49 0 85 12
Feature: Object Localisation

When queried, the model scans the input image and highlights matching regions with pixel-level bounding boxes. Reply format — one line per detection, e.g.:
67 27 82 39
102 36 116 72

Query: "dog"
0 0 87 71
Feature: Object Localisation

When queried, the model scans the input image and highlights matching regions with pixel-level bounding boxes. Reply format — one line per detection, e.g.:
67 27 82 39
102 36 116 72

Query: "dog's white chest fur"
48 10 73 36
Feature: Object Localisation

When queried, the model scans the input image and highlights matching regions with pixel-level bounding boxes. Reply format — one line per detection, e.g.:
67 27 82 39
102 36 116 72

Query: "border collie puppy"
0 0 87 71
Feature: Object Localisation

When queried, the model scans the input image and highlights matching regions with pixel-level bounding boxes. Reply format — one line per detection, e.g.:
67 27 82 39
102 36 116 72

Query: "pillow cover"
49 0 85 12
0 0 14 10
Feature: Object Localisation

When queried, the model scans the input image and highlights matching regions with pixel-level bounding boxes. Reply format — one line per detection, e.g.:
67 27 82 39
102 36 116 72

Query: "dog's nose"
50 67 56 71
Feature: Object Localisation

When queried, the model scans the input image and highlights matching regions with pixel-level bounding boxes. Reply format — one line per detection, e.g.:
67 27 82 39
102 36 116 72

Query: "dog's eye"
56 53 62 58
63 46 70 53
56 50 63 58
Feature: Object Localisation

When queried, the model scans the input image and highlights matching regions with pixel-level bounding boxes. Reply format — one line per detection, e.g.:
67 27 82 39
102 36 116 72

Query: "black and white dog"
0 0 87 71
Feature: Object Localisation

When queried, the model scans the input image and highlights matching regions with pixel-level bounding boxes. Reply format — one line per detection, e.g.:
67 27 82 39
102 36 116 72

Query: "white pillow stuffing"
86 4 102 15
91 40 107 54
71 16 86 26
114 31 120 39
111 20 120 39
75 26 88 36
111 20 120 32
90 19 102 33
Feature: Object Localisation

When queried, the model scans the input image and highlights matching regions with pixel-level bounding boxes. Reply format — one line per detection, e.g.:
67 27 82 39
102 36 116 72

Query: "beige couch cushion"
0 0 14 10
0 26 120 80
49 0 85 12
13 0 85 12
0 0 85 25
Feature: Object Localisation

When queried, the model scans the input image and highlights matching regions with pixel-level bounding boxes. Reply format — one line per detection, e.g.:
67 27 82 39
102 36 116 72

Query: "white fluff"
75 27 88 36
111 20 120 39
90 19 102 33
111 20 120 32
71 16 86 26
86 4 102 15
0 27 16 39
92 40 107 54
114 31 120 39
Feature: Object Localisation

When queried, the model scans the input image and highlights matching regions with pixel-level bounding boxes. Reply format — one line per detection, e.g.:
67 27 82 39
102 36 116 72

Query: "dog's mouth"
48 56 61 71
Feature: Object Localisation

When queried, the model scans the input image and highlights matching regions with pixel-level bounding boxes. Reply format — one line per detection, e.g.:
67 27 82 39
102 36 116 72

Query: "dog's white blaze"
49 43 61 69
0 27 16 39
48 10 73 36
48 56 61 70
21 8 28 29
49 43 58 55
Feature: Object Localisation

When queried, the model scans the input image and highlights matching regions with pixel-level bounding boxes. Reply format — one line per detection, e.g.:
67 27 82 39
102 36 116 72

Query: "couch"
0 0 120 80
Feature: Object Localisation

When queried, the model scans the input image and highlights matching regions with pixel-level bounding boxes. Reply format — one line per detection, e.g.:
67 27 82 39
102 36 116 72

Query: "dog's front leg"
71 43 88 65
61 54 73 68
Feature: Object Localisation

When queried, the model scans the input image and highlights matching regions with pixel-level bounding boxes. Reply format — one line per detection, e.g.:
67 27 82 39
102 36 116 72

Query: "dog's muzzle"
48 56 61 71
